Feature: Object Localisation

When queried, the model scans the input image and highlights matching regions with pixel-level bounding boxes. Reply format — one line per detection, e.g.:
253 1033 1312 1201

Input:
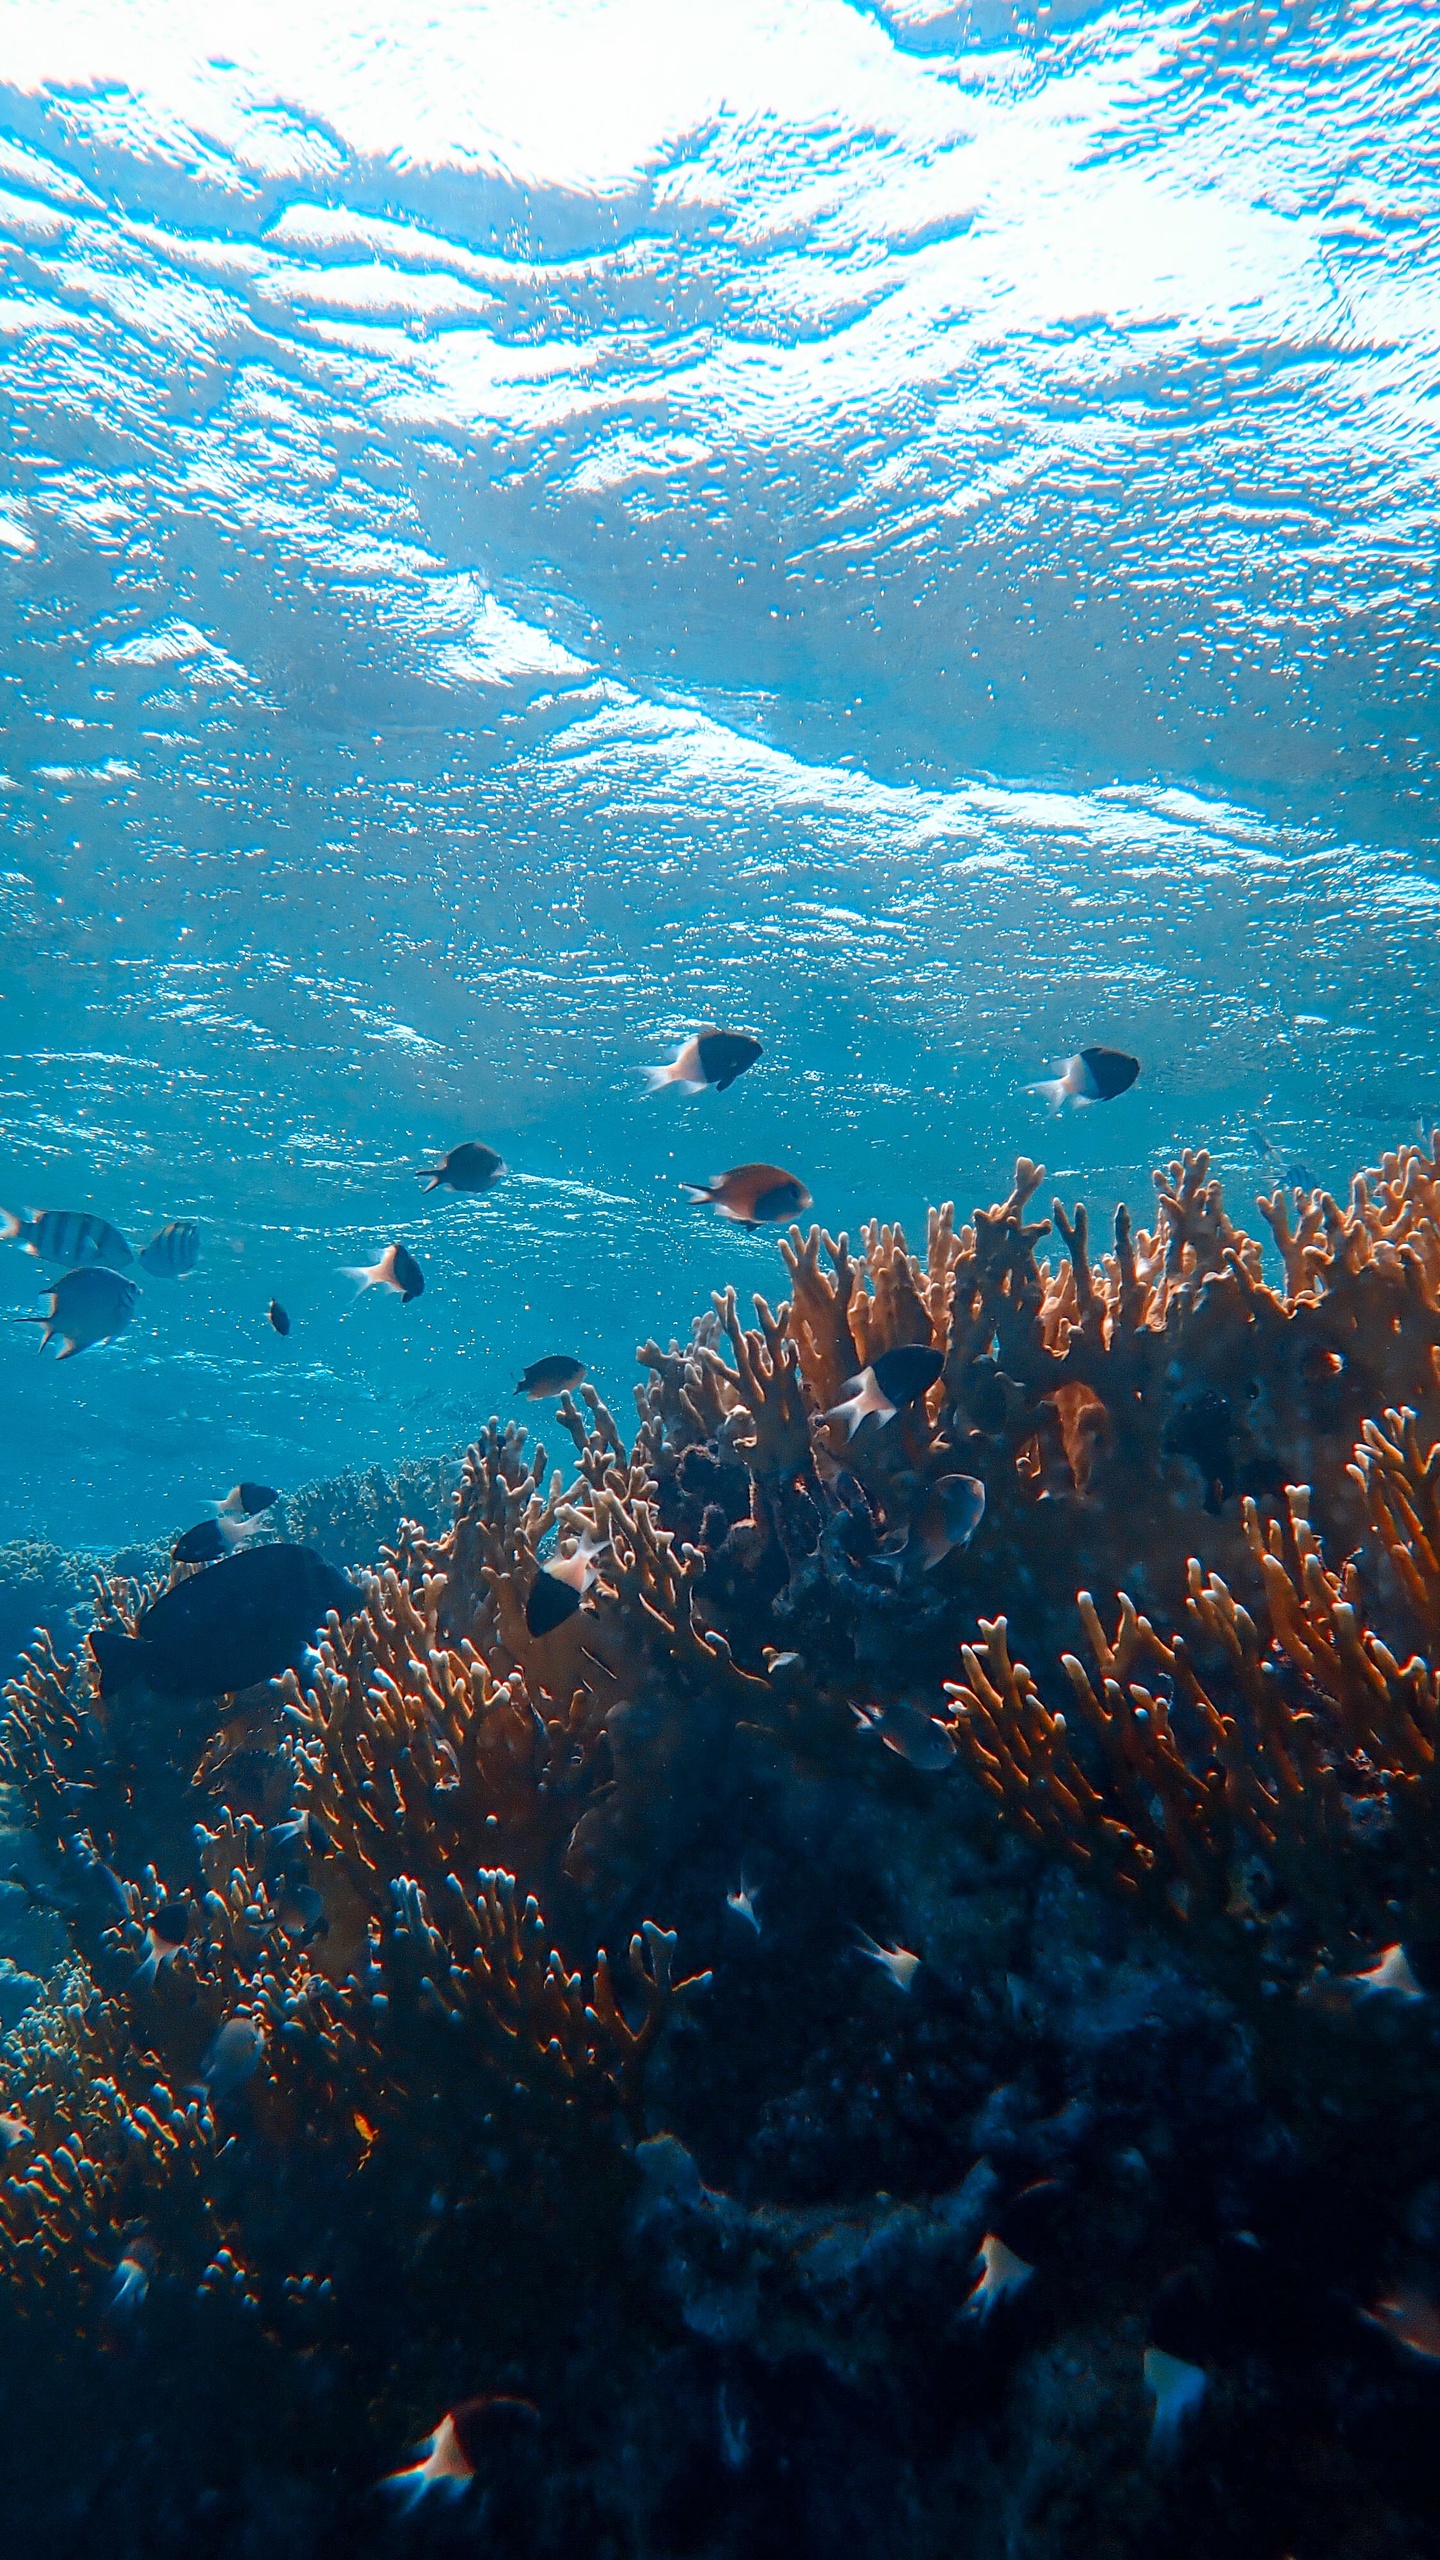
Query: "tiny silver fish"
852 1699 957 1772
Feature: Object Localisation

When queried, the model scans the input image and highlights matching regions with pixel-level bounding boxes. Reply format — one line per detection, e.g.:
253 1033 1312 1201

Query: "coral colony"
5 1142 1440 2551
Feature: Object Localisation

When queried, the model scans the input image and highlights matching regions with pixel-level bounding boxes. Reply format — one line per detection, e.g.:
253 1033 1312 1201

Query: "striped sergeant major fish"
139 1219 199 1278
1 1207 132 1268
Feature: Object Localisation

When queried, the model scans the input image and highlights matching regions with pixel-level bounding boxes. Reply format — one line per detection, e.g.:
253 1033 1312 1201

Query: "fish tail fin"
640 1062 680 1093
0 1209 22 1242
89 1629 149 1696
1026 1077 1069 1113
341 1263 378 1293
679 1182 714 1204
416 1172 442 1190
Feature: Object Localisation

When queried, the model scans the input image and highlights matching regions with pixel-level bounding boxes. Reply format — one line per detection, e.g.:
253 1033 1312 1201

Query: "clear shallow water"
0 0 1436 1550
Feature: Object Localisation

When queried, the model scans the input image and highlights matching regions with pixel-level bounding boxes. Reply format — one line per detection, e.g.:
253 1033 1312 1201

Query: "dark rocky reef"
3 1143 1440 2557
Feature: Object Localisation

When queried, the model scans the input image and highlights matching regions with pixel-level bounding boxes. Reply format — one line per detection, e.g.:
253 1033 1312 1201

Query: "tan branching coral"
8 1129 1440 2377
947 1406 1440 1996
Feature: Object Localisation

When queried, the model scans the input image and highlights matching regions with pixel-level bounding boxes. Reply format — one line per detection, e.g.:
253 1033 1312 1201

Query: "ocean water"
1 0 1436 1557
6 15 1440 2552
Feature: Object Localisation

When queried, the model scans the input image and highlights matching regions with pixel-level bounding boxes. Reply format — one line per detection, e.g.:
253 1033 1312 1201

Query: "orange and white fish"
644 1029 762 1095
681 1164 811 1226
342 1242 424 1304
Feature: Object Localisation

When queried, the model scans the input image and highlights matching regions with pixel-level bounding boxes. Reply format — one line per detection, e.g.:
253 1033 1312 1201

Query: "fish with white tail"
525 1528 606 1637
826 1344 942 1438
342 1241 424 1304
1028 1046 1139 1111
382 2395 539 2510
854 1929 920 1990
644 1028 762 1095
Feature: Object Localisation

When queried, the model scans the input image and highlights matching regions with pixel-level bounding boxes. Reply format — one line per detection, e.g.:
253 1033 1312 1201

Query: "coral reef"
282 1454 461 1568
4 1142 1440 2555
0 1455 462 1685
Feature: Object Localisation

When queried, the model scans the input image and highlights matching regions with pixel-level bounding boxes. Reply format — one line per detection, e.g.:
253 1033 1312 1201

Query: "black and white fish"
213 1482 279 1520
644 1028 763 1095
172 1517 259 1567
826 1344 942 1438
89 1544 363 1700
268 1298 291 1336
524 1532 604 1638
383 2395 539 2509
418 1142 504 1195
343 1242 424 1304
1028 1047 1140 1111
139 1219 199 1278
31 1266 139 1360
2 1207 132 1267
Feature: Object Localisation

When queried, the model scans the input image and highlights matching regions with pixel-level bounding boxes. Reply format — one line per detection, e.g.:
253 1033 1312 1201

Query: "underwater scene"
2 0 1439 2551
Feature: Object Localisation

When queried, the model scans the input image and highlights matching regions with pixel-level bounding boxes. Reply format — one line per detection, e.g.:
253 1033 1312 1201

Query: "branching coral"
6 1135 1440 2552
944 1407 1440 2001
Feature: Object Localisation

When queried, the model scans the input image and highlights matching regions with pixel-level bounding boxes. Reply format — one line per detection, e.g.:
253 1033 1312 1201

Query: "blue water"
2 0 1437 1551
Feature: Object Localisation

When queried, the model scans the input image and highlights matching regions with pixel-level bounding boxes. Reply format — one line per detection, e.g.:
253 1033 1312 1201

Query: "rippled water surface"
1 0 1436 1549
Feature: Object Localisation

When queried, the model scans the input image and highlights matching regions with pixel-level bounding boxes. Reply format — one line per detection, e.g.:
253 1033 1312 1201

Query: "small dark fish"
644 1028 763 1095
266 1808 330 1863
1282 1160 1317 1192
343 1242 424 1304
89 1544 363 1700
852 1698 957 1771
138 1219 199 1279
827 1343 943 1437
1 1207 132 1267
1163 1389 1236 1515
525 1572 582 1639
1145 2267 1211 2453
384 2395 539 2505
134 1895 193 1986
172 1519 232 1567
681 1164 812 1226
268 1299 291 1336
215 1483 278 1519
1029 1046 1140 1110
110 2233 156 2315
419 1141 504 1195
516 1356 586 1399
274 1877 327 1943
201 2015 263 2098
33 1266 139 1360
913 1473 986 1567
